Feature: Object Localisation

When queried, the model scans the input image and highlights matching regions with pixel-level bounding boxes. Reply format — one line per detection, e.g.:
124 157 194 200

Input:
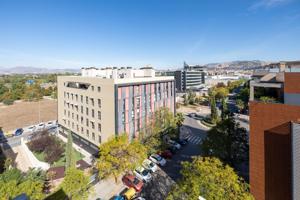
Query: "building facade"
249 62 300 200
57 67 175 152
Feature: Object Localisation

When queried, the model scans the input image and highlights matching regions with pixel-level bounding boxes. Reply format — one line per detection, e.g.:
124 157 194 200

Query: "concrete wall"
57 76 116 146
292 123 300 200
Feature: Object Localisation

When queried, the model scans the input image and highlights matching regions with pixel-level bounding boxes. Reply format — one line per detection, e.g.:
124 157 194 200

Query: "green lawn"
32 146 84 167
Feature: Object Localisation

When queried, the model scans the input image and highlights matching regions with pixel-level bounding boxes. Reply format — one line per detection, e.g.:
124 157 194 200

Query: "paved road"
140 115 208 200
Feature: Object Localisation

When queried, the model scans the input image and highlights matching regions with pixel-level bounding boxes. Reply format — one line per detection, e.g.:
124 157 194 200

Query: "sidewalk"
89 177 125 200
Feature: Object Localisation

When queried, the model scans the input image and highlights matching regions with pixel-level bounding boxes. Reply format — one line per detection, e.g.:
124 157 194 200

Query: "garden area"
27 132 84 167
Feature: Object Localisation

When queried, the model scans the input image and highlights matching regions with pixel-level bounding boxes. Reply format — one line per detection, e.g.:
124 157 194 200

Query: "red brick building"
250 66 300 200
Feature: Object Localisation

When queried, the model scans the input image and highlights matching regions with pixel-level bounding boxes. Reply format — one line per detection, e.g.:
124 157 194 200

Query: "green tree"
214 87 229 100
167 157 253 200
210 95 218 123
221 97 229 120
65 130 75 169
97 135 147 183
236 99 245 113
201 116 248 166
187 90 196 104
61 167 90 200
183 94 188 106
0 168 44 200
175 112 184 128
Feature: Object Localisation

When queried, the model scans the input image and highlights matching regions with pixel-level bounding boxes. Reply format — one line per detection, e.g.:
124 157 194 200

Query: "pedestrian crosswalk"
182 133 202 145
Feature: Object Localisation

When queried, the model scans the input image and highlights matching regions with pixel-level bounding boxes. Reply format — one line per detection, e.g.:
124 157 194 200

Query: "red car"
122 174 144 192
158 150 173 159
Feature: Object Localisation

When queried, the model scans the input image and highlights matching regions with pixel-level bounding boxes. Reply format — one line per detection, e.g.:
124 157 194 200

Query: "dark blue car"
14 128 24 136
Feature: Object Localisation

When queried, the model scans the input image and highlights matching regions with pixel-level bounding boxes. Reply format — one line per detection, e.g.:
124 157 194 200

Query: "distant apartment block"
249 61 300 200
57 67 175 151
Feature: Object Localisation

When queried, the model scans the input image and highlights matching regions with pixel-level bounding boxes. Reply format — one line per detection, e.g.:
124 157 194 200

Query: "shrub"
2 99 14 105
28 132 64 164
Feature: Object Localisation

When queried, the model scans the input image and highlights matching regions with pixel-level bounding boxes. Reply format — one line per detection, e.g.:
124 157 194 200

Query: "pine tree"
221 97 229 120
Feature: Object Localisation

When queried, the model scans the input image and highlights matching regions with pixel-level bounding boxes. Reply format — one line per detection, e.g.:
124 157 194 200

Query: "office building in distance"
249 61 300 200
174 62 206 92
57 67 175 152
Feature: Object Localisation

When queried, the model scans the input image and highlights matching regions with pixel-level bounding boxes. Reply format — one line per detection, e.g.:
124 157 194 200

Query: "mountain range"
204 60 270 70
0 66 80 74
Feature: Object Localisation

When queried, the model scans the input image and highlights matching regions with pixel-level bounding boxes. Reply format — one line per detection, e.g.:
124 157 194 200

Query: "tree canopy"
0 168 45 200
97 134 147 183
201 115 249 166
167 157 253 200
61 167 90 200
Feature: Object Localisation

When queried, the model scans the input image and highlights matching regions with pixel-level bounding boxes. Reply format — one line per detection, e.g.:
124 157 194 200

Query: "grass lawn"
32 146 84 167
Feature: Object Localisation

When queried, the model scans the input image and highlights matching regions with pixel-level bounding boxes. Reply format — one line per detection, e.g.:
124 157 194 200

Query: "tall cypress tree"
65 130 75 169
221 97 229 120
210 95 218 124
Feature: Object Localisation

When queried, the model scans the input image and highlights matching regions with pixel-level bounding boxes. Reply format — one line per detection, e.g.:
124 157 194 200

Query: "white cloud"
249 0 292 10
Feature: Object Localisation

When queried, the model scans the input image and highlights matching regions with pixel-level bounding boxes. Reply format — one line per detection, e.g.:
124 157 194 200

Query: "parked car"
168 140 181 150
175 138 188 146
167 146 177 154
14 128 24 136
123 188 136 200
46 121 57 128
24 125 36 133
142 159 158 173
36 123 45 131
134 166 152 183
122 174 144 192
158 150 173 159
149 154 166 166
113 196 125 200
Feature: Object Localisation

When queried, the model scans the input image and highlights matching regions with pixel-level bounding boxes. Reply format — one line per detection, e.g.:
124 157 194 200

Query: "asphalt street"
140 115 207 200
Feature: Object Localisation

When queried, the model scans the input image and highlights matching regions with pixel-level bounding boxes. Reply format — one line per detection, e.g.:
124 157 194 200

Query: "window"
72 122 74 129
68 120 70 126
76 114 79 121
86 96 88 104
64 92 66 98
86 119 89 126
91 86 94 91
76 125 79 131
68 111 70 117
98 123 101 132
86 107 89 115
75 94 78 101
97 86 101 92
81 95 83 103
92 109 95 118
72 113 74 119
91 121 95 129
98 135 101 143
98 111 101 120
86 129 89 137
92 132 95 141
64 109 66 116
81 127 84 134
81 106 83 113
71 93 74 100
90 98 94 106
98 99 101 108
81 116 83 124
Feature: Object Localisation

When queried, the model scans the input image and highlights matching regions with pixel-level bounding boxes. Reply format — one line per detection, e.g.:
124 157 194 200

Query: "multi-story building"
249 61 300 200
57 67 175 152
174 62 206 92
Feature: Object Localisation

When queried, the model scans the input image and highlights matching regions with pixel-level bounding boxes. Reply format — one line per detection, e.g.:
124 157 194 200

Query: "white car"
142 159 158 173
36 123 45 131
134 166 152 182
168 140 181 150
149 154 166 166
24 125 36 133
46 121 57 129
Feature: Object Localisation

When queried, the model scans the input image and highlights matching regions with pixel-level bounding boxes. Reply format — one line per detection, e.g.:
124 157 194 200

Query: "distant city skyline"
0 0 299 69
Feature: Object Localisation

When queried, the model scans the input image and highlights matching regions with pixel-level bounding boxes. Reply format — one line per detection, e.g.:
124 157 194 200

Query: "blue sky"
0 0 299 69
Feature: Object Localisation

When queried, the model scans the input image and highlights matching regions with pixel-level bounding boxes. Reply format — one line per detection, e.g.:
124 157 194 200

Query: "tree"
201 116 249 166
0 168 44 200
187 90 196 104
214 87 229 100
210 95 218 123
65 130 75 169
61 167 90 200
259 96 276 103
183 94 188 106
175 112 184 128
236 99 245 113
221 97 229 120
97 135 147 183
167 157 253 200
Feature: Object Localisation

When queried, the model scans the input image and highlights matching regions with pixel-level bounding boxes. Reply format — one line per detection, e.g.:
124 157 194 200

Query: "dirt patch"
0 99 57 133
